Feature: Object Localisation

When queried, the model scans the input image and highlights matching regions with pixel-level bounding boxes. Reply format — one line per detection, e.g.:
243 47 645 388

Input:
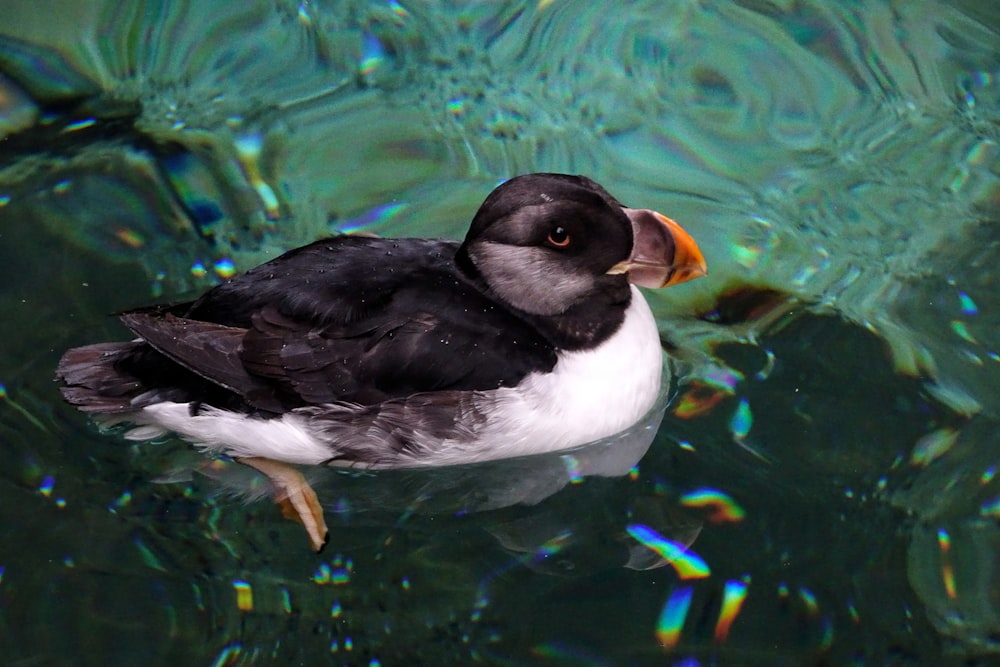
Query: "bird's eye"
546 226 571 248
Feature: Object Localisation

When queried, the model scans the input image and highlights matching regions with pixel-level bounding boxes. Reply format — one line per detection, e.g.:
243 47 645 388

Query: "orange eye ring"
546 227 571 248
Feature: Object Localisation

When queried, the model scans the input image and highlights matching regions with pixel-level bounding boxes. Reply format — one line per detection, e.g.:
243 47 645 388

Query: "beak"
608 208 708 288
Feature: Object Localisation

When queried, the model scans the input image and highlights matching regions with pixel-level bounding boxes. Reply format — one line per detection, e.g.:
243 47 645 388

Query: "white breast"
408 285 665 465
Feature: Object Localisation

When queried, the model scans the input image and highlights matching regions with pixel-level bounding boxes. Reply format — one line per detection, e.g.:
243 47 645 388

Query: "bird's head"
457 173 707 317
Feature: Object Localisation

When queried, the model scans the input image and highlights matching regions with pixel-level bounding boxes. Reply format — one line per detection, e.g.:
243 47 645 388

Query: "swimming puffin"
57 173 707 551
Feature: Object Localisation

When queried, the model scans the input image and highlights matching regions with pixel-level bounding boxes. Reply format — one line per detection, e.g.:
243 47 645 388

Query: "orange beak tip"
658 214 708 287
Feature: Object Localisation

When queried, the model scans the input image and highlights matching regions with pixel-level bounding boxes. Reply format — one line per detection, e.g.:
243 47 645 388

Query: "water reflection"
1 0 999 663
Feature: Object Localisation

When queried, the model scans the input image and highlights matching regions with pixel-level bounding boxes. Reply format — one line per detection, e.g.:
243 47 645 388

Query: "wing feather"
118 236 557 410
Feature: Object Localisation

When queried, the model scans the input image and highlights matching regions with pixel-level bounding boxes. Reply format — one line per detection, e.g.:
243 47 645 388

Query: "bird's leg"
236 456 329 552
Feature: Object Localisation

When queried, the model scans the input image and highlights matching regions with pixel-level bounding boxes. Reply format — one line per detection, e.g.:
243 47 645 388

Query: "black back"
117 237 558 412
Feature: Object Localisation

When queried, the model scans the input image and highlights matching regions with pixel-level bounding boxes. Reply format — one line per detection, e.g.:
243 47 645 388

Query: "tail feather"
56 341 189 413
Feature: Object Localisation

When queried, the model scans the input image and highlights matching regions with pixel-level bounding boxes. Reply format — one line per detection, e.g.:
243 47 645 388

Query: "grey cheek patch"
470 242 595 316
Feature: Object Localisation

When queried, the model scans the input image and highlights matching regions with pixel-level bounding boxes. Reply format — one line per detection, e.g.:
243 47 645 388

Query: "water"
1 1 998 664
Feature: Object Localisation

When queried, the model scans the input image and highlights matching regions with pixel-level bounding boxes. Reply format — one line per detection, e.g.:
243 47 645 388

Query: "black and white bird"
58 173 706 550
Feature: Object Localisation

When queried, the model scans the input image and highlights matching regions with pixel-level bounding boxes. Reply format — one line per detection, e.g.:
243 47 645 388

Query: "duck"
57 173 707 551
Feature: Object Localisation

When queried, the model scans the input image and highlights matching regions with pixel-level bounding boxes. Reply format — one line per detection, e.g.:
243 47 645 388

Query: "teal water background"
1 1 998 664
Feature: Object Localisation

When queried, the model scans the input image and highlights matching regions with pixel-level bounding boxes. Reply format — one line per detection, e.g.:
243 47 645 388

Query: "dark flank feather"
301 391 488 466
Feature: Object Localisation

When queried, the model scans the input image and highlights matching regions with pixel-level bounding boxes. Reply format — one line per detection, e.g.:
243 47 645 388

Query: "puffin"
57 173 707 551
